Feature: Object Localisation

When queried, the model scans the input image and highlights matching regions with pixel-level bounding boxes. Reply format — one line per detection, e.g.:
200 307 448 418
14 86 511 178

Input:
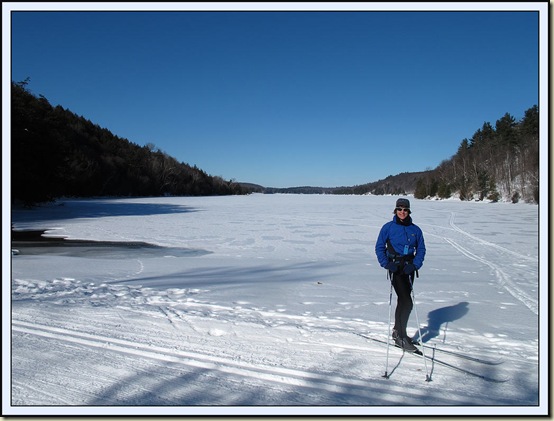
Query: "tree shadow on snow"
12 199 198 224
118 261 340 290
414 302 469 344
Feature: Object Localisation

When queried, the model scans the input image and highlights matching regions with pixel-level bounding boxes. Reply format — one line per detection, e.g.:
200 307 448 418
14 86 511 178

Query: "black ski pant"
392 272 414 338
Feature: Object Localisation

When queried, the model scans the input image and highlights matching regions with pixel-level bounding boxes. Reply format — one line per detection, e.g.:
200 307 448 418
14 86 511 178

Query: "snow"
4 194 546 416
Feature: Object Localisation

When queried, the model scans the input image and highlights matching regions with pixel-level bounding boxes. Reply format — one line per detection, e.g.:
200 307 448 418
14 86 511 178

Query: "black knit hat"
393 198 411 214
396 198 410 209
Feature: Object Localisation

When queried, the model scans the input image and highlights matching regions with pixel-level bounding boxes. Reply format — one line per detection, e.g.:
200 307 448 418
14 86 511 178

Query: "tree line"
11 80 248 205
413 106 538 203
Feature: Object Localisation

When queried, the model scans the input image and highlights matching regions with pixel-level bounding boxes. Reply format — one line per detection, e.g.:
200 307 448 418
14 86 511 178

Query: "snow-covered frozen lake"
5 194 546 416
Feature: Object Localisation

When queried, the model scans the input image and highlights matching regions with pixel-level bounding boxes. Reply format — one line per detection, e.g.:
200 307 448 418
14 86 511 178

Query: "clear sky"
7 3 543 188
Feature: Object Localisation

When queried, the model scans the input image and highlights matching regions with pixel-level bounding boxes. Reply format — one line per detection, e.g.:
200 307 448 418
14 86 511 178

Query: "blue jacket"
375 215 426 270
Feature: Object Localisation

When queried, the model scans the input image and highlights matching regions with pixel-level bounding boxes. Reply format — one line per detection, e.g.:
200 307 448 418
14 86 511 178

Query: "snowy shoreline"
5 194 545 416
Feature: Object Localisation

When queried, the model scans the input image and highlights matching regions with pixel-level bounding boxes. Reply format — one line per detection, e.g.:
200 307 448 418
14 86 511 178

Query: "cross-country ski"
358 334 508 383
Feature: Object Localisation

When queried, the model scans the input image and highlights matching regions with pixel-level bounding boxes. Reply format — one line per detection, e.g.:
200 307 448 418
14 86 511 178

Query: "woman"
375 198 426 352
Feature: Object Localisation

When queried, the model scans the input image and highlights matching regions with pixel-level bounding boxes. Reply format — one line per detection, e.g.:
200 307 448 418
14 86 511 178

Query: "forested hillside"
414 106 539 203
11 80 248 205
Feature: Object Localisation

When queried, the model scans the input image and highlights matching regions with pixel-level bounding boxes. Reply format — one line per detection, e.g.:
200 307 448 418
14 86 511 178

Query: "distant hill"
241 171 431 195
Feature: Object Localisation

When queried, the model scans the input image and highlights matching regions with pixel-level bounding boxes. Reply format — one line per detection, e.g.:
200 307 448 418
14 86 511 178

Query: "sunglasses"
395 207 410 212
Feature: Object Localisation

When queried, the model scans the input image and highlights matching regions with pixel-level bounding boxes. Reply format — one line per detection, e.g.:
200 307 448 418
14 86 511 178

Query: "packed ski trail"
7 194 544 415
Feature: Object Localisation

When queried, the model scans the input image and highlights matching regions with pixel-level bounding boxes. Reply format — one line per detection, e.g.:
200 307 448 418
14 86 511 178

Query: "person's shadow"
414 302 469 344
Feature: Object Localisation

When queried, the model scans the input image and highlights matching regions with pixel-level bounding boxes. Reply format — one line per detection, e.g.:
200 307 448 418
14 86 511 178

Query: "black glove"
385 261 398 273
403 263 416 275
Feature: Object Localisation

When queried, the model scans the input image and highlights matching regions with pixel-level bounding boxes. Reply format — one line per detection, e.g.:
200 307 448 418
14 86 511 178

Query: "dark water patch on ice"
11 230 211 259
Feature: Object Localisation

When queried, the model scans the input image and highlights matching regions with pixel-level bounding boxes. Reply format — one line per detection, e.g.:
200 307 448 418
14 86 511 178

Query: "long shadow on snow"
117 261 339 290
12 199 198 224
86 350 529 406
86 357 420 406
415 302 469 344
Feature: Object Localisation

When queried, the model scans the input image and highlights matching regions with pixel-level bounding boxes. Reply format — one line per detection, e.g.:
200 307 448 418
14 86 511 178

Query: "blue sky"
8 4 543 188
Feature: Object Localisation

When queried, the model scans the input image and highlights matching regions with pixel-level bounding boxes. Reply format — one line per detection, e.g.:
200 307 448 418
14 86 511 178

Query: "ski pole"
410 276 431 382
383 281 393 379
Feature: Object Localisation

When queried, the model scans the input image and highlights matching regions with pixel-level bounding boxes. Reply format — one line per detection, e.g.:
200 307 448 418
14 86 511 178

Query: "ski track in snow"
11 275 538 408
11 295 435 406
443 212 538 315
420 211 538 316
